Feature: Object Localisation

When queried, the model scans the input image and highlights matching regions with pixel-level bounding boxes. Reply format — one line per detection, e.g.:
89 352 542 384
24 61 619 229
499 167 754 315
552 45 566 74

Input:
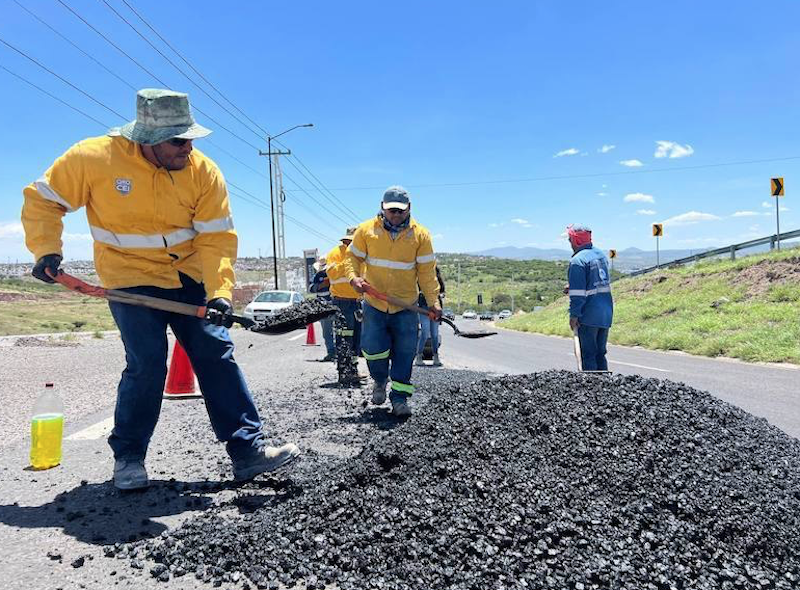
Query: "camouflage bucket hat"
108 89 211 145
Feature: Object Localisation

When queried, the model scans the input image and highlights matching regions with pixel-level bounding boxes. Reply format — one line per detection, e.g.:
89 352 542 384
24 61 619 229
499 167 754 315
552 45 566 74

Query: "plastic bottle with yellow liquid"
30 382 64 470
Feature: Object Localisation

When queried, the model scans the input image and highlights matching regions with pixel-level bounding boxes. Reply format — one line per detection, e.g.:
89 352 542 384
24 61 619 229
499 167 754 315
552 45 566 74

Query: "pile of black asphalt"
250 298 338 334
116 371 800 589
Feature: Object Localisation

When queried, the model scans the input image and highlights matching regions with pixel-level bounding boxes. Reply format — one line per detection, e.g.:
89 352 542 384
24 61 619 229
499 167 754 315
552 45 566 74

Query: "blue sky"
1 1 798 262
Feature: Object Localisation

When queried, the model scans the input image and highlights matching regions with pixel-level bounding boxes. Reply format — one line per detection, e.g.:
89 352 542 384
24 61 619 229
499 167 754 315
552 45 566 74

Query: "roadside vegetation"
436 254 572 313
500 248 800 364
0 277 116 336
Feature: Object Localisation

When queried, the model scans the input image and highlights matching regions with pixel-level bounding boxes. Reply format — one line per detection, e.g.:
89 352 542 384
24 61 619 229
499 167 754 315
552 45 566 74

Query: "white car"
243 290 305 323
462 310 477 319
498 309 512 319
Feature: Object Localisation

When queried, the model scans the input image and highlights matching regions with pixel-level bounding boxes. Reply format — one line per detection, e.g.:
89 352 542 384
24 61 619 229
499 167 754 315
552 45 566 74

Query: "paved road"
1 321 799 589
441 319 800 438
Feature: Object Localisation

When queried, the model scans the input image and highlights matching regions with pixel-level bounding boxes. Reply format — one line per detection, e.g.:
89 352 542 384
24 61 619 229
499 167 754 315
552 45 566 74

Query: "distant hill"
470 245 720 272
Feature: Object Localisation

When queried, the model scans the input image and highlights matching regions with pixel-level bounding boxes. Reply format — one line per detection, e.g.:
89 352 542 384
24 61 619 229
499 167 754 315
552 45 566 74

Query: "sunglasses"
166 137 190 147
386 208 406 214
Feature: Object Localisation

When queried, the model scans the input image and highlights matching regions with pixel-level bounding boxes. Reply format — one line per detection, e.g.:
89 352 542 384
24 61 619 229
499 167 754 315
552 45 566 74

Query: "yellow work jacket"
325 243 360 299
345 216 439 313
21 135 237 300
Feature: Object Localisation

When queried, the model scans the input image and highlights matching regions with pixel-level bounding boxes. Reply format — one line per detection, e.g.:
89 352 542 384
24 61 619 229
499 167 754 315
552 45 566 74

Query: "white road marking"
66 417 114 441
564 354 670 373
609 360 670 373
288 333 306 342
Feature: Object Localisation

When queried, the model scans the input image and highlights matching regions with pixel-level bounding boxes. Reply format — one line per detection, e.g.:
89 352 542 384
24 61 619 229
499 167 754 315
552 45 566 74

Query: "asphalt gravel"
116 371 800 590
251 299 338 334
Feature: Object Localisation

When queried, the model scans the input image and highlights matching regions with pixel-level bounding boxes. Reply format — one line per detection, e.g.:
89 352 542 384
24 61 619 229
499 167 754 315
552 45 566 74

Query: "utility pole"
259 124 313 290
456 260 462 313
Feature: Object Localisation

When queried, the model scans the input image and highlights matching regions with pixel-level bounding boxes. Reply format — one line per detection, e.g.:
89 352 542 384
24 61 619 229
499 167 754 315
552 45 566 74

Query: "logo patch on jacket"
115 178 132 195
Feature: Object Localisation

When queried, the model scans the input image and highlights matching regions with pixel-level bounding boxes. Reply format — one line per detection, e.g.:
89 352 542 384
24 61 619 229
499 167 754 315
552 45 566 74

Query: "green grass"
436 254 581 313
500 248 800 364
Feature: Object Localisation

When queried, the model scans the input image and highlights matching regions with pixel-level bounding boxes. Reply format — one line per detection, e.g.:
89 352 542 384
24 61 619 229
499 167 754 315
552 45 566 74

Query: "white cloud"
488 222 503 228
662 211 721 226
654 140 694 159
598 144 616 153
620 159 644 167
432 233 444 240
636 209 657 216
624 192 655 203
554 148 580 158
732 211 759 217
762 201 772 208
0 221 24 238
596 192 608 197
510 218 533 228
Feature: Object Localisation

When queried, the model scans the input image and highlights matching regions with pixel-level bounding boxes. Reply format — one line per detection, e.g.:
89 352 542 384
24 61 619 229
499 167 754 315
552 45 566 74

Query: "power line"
285 155 800 193
1 52 336 248
0 64 110 128
288 153 363 221
9 3 346 240
227 185 338 245
53 0 356 229
118 0 270 138
11 0 137 92
0 36 127 120
98 0 266 143
110 0 362 226
55 0 263 151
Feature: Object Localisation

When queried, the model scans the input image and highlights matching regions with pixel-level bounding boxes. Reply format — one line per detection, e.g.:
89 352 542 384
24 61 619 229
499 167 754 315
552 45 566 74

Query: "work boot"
391 396 412 418
322 352 335 362
113 459 149 490
415 353 425 366
233 444 300 481
432 353 442 367
371 380 387 405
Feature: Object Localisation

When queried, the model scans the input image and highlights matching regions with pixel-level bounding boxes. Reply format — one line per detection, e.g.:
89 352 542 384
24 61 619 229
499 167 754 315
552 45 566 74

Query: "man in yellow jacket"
346 186 440 417
21 89 299 490
325 226 363 385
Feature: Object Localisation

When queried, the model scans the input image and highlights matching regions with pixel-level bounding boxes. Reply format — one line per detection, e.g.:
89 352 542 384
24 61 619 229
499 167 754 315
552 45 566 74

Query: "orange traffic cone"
163 340 201 399
303 323 320 346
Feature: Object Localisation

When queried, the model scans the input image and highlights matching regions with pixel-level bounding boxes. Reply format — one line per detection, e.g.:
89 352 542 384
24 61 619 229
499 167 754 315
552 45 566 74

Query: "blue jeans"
417 315 440 354
577 325 610 371
107 274 264 463
361 303 419 403
333 297 362 360
320 316 335 355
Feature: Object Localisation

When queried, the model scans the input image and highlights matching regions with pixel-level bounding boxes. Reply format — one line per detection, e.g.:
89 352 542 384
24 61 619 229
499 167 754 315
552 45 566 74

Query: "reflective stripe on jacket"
568 245 613 328
325 243 360 299
345 215 438 313
21 135 237 300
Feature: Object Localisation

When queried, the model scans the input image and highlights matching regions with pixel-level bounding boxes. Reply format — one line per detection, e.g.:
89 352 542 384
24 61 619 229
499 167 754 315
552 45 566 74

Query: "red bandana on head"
567 225 592 248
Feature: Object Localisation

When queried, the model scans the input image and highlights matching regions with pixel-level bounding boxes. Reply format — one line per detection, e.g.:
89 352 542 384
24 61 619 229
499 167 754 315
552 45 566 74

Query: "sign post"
652 224 663 267
771 177 784 250
302 248 319 293
608 249 617 279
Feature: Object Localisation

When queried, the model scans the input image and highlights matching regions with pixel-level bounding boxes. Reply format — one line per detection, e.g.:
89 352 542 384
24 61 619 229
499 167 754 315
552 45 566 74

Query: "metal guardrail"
627 228 800 277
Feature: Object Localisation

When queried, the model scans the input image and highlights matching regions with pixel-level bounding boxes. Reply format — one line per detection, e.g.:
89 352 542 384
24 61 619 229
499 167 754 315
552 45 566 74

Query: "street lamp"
259 123 313 289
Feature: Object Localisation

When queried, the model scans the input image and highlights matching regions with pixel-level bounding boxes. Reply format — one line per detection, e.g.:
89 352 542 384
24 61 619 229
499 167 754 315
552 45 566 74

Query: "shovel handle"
364 285 437 320
50 271 254 328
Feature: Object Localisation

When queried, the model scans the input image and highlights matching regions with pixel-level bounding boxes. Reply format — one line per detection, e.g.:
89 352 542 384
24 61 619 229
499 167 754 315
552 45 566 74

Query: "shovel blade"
456 330 497 339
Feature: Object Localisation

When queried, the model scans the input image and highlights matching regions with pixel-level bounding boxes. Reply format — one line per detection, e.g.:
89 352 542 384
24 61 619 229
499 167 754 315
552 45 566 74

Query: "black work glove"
32 254 62 283
205 297 234 328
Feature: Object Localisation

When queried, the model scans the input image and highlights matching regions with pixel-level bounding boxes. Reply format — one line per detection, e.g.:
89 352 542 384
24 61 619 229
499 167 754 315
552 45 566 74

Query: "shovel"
572 327 583 371
364 286 496 339
50 271 262 329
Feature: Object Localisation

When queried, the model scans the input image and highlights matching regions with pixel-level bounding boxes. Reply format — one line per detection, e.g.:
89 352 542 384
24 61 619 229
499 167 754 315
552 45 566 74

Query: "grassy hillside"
500 249 800 364
436 254 572 312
